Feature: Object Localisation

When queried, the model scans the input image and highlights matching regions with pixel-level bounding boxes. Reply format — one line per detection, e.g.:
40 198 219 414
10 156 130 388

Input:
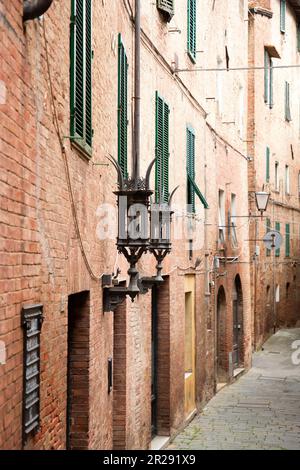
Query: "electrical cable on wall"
42 19 100 282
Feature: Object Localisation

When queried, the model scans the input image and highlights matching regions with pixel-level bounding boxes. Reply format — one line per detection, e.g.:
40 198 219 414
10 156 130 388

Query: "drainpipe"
133 0 141 183
23 0 53 22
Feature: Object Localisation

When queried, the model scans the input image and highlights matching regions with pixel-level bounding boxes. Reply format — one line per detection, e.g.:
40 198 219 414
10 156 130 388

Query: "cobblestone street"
169 329 300 450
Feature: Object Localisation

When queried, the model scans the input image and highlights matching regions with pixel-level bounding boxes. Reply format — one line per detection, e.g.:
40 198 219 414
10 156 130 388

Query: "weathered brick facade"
248 0 300 349
2 0 289 450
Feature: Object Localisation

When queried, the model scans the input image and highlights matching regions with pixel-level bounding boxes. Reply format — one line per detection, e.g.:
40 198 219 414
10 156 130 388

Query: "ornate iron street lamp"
102 0 175 311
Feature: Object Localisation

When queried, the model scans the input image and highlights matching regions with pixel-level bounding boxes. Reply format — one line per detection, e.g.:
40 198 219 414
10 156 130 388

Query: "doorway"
67 291 90 450
151 286 158 437
217 286 227 383
232 276 243 369
184 275 196 417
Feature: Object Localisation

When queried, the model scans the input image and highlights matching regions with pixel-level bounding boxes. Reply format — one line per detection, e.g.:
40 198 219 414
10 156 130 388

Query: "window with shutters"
280 0 286 33
186 127 208 214
155 93 169 203
118 34 128 178
285 224 290 257
218 190 225 244
264 49 273 108
266 146 270 182
187 127 196 213
231 193 238 247
70 0 93 157
266 218 271 257
275 222 281 257
285 165 290 194
285 81 291 122
157 0 174 22
187 0 196 62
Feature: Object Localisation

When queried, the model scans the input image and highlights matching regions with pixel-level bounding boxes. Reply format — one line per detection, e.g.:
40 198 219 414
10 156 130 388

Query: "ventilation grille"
157 0 174 22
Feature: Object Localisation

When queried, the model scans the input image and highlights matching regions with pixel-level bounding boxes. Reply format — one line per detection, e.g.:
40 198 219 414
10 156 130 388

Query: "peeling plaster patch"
0 341 6 365
0 80 6 105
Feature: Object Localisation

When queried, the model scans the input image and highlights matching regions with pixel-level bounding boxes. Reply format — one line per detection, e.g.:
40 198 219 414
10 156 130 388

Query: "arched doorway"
217 286 227 383
233 275 244 369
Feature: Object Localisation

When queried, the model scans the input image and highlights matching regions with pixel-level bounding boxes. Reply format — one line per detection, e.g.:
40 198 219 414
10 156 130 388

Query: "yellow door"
184 275 196 417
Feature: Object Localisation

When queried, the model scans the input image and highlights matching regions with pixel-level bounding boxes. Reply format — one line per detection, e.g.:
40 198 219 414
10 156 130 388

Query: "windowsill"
71 139 92 161
187 51 196 64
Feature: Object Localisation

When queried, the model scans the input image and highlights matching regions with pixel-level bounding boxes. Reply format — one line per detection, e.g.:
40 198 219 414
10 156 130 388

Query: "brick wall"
0 0 253 450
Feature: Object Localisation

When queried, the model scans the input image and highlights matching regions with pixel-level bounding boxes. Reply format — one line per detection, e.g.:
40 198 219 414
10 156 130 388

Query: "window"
264 49 273 108
70 0 93 156
285 224 290 257
275 222 281 257
157 0 174 22
118 35 128 178
285 82 291 121
266 146 270 182
276 284 280 302
280 0 286 33
285 165 290 194
187 127 196 213
187 0 196 62
186 127 208 213
22 304 43 444
218 190 225 244
275 162 279 191
298 172 300 197
231 194 238 247
155 93 169 203
266 218 271 257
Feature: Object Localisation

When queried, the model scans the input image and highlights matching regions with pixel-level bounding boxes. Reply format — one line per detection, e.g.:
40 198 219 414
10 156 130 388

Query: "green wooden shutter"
275 222 281 257
297 23 300 52
285 224 290 257
266 147 270 182
163 102 170 203
118 34 128 178
85 0 92 148
187 128 195 213
266 218 271 257
269 59 273 109
70 0 93 155
264 49 269 104
187 0 196 62
285 81 291 121
280 0 286 33
155 93 169 203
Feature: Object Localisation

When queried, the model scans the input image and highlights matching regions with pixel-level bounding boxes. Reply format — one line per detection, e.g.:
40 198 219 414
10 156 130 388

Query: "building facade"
0 0 285 451
248 0 300 348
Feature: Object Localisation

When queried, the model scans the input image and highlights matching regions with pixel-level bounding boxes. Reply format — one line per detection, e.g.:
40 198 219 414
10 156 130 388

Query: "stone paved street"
169 329 300 450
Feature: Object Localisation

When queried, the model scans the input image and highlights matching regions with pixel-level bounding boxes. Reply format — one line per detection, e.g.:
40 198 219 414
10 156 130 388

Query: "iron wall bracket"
138 276 164 295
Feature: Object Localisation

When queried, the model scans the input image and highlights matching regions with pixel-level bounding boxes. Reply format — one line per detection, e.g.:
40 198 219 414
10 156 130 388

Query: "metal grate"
22 304 43 445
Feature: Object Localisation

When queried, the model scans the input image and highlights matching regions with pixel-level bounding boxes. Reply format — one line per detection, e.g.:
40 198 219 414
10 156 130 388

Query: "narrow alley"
169 329 300 450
